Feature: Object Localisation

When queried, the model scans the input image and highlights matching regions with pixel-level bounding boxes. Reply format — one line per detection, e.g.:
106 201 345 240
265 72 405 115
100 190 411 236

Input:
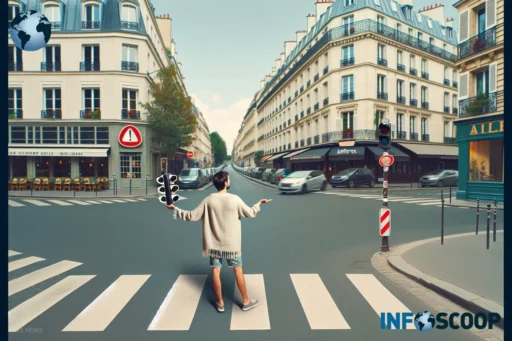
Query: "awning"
397 143 458 159
289 147 331 162
266 152 288 162
259 154 273 162
367 146 410 161
336 140 356 147
328 146 366 160
283 148 309 159
8 147 110 157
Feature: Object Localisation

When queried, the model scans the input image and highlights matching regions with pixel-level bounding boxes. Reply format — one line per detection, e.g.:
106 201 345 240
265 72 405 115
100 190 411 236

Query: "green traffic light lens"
380 137 390 145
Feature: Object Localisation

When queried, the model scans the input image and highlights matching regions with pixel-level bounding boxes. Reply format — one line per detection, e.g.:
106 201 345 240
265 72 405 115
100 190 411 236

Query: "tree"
210 132 227 166
141 66 197 155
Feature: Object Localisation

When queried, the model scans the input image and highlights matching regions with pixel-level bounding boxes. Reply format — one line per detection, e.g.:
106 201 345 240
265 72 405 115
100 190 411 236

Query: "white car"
278 170 327 194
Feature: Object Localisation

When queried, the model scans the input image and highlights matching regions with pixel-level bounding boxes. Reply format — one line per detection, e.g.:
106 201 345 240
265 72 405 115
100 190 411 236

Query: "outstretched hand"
166 204 176 210
259 199 272 204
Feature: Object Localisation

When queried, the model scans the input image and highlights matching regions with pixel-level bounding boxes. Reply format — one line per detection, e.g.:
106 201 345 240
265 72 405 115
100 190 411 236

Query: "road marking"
97 200 114 204
9 260 82 296
63 275 150 332
85 201 102 204
458 207 470 209
9 256 45 272
386 197 429 202
148 275 207 331
66 200 92 206
8 250 22 257
230 274 271 330
290 274 350 330
123 199 137 202
8 200 24 207
418 201 444 206
8 275 95 332
22 199 51 207
137 198 147 201
347 274 415 330
110 199 127 203
403 199 440 204
47 200 74 206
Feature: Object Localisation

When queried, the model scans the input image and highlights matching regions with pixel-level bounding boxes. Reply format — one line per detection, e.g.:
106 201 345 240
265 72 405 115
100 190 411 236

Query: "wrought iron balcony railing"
321 130 377 143
8 62 22 71
421 102 429 109
257 118 264 126
453 81 458 89
50 21 61 30
444 79 450 86
341 92 355 102
314 103 319 111
458 91 501 118
307 137 312 145
340 58 355 67
41 109 62 119
458 25 500 60
323 66 329 75
82 21 100 29
378 58 388 66
422 133 430 142
323 97 329 106
8 109 23 119
122 109 140 120
314 135 320 144
444 137 456 144
377 92 388 100
421 72 429 79
410 132 418 141
410 99 418 106
41 62 61 71
80 110 101 119
396 131 406 139
122 61 139 72
444 106 450 113
410 68 417 76
453 107 458 115
121 21 139 30
397 96 406 105
314 73 319 82
80 61 100 71
397 64 405 72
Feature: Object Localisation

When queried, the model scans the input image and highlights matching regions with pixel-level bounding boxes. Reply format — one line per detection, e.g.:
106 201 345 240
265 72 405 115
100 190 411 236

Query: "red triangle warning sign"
118 125 142 147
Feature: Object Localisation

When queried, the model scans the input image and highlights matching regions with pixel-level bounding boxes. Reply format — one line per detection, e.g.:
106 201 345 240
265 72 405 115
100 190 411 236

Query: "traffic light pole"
381 150 390 252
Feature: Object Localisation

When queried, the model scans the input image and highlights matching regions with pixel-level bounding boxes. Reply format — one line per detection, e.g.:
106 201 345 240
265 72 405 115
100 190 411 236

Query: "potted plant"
343 127 353 138
83 111 90 119
91 109 101 119
128 109 136 118
350 25 355 34
8 112 16 119
467 93 489 116
473 38 485 51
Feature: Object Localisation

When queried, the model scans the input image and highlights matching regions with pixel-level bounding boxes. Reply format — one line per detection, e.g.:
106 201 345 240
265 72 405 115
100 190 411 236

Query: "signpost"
118 125 142 148
378 118 392 252
187 151 194 159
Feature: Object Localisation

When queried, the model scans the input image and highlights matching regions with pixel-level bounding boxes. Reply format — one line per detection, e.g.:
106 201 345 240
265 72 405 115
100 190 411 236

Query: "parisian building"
233 0 460 183
453 0 503 201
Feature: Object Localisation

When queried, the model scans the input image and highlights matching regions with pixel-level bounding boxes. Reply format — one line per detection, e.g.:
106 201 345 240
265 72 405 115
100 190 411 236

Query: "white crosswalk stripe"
86 201 102 204
97 200 114 204
8 200 25 207
404 199 441 204
47 200 74 206
8 250 22 257
418 201 444 206
9 256 45 272
10 198 158 208
66 200 92 206
137 198 147 201
231 274 270 330
123 199 138 202
109 199 127 203
22 199 51 207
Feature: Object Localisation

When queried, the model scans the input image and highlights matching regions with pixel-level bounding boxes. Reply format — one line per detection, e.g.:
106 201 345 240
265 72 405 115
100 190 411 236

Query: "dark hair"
213 171 229 191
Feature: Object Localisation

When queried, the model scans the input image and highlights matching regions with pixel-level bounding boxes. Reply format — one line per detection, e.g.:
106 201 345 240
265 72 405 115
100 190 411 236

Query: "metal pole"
493 200 497 242
476 199 480 235
441 190 444 245
381 151 390 252
145 178 148 195
129 178 132 195
486 204 491 250
449 186 452 204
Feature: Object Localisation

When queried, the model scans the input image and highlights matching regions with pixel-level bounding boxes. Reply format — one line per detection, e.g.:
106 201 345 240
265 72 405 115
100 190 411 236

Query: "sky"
151 0 458 153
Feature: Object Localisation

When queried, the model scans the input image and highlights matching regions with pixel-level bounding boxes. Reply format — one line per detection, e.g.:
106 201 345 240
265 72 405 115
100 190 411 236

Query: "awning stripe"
283 148 310 159
9 148 110 158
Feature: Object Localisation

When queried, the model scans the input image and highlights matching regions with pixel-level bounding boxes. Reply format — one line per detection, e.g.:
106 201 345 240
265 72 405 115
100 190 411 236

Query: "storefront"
287 147 330 172
454 116 504 202
366 146 410 183
326 146 367 180
265 152 288 169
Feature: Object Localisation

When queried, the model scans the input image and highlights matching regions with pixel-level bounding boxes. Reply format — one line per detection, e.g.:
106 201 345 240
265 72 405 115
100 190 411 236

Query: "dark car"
252 167 267 179
420 169 458 187
261 168 276 181
331 168 376 188
177 168 203 189
269 168 292 184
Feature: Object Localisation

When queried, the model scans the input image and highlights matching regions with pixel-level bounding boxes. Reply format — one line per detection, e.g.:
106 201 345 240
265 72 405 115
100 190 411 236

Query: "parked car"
420 170 458 187
252 167 267 179
249 168 258 177
270 168 292 184
278 170 327 194
178 168 203 189
261 169 277 181
331 168 376 188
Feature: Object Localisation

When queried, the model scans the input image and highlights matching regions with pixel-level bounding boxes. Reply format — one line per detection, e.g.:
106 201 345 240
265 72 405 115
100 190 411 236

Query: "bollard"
476 199 480 235
486 204 491 250
441 190 444 245
74 187 76 197
449 186 452 204
130 178 132 195
31 185 33 197
493 200 497 242
146 178 148 195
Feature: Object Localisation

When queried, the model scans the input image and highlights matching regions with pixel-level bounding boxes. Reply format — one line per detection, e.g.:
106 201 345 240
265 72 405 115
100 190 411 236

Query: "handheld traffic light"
157 173 179 205
378 123 392 150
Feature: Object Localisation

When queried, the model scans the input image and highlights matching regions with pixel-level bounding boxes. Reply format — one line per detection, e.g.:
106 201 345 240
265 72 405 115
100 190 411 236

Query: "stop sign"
187 151 194 159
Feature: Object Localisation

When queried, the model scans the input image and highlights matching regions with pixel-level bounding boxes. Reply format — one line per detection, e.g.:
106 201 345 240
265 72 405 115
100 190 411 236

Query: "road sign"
379 154 395 167
187 151 194 159
118 125 142 148
380 208 391 236
383 166 389 172
383 181 388 189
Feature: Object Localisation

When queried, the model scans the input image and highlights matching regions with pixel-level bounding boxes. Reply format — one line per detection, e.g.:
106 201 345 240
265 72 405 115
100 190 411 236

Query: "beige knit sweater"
173 193 261 258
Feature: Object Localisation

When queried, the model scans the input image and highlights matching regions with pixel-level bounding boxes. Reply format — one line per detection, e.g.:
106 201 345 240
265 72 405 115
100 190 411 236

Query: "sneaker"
242 300 259 311
216 302 225 313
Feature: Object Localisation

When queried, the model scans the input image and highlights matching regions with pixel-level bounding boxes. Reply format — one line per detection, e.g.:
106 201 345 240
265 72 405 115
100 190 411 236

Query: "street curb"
384 232 504 329
232 168 278 189
445 203 504 211
8 195 156 200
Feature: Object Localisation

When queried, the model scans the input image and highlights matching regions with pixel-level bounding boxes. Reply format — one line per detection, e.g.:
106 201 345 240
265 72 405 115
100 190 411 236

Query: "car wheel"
301 184 308 194
321 181 327 191
437 180 444 187
421 184 425 188
369 180 375 188
196 183 200 190
348 180 355 188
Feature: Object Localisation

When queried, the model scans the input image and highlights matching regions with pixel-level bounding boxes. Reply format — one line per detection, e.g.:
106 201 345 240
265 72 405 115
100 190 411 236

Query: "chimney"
284 41 297 58
265 74 272 83
445 17 454 28
315 0 333 19
275 57 282 70
296 30 307 43
260 79 265 90
418 3 445 24
271 67 276 76
307 14 317 32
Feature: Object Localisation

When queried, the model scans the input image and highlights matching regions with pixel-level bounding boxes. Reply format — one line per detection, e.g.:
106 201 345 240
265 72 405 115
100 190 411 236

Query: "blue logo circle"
10 10 52 51
414 311 436 332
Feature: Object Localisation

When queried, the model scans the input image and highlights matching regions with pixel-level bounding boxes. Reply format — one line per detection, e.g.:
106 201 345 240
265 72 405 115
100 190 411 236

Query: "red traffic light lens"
380 126 390 134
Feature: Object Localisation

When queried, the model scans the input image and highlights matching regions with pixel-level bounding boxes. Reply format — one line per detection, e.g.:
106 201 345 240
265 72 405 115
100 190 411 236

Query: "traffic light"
157 173 180 205
378 122 392 150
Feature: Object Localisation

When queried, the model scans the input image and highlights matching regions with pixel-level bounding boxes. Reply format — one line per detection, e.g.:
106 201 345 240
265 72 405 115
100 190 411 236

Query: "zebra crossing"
8 197 187 208
8 250 416 333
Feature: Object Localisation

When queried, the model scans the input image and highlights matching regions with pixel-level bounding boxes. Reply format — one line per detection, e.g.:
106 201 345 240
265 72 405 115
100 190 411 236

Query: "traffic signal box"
378 123 392 150
157 174 180 205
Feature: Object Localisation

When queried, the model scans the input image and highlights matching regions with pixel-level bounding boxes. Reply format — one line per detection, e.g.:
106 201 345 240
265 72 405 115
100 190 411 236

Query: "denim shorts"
210 256 243 268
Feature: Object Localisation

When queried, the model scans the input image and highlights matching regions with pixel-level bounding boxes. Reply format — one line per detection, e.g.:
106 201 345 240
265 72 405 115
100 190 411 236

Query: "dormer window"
403 6 412 20
8 3 21 29
82 2 100 30
43 2 61 30
121 4 138 30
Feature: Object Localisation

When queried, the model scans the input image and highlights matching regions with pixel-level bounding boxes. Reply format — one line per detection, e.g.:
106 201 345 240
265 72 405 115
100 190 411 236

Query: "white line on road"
22 199 51 207
290 274 350 330
402 199 440 204
347 274 415 330
123 199 138 202
8 200 24 207
85 201 102 204
9 260 82 296
8 250 22 257
66 200 92 206
137 198 147 201
418 201 445 206
231 274 271 330
63 275 150 332
47 200 74 206
97 200 114 204
148 275 207 331
110 199 127 203
8 275 95 332
386 197 430 202
9 256 45 272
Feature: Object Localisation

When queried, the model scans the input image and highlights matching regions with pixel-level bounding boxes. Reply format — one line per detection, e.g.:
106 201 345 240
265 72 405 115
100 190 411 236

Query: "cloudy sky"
151 0 458 153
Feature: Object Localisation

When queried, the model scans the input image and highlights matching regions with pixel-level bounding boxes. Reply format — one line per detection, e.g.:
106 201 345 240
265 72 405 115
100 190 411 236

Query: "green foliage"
140 66 197 155
467 93 489 116
210 132 227 166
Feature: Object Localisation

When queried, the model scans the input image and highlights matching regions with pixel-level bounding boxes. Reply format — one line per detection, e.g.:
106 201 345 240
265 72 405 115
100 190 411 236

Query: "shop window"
96 127 109 144
98 157 108 176
469 139 503 182
42 127 58 144
35 157 51 177
10 156 27 177
79 157 97 177
10 126 25 143
52 158 71 177
80 127 95 144
120 153 141 178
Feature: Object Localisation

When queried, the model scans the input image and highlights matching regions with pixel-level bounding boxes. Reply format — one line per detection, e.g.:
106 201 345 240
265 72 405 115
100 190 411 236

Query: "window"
342 45 354 61
83 3 100 29
43 3 61 28
342 15 354 26
429 37 435 47
43 45 61 71
410 116 416 133
121 4 138 29
374 0 380 6
43 88 61 117
417 13 423 22
83 88 100 111
8 88 22 118
410 55 415 69
375 110 384 128
476 69 490 95
477 8 486 35
408 28 413 36
35 157 51 177
345 0 355 6
391 1 398 12
10 127 25 143
8 46 22 71
80 127 95 144
8 4 21 27
342 112 354 130
444 121 450 137
421 87 428 103
448 28 453 39
469 139 503 181
444 92 450 108
82 45 100 71
397 80 404 98
377 44 385 59
42 127 58 144
421 117 428 134
120 153 142 178
444 67 449 80
377 15 385 26
428 18 432 28
396 23 402 32
396 114 403 132
122 44 138 71
410 83 416 100
405 7 412 20
421 59 427 73
122 89 137 111
342 75 354 95
452 94 457 108
417 32 423 41
397 50 403 65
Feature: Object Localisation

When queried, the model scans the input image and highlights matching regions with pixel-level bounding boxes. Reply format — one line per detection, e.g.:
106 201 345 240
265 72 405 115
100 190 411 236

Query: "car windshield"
426 170 444 176
336 168 357 175
181 170 198 176
287 171 310 178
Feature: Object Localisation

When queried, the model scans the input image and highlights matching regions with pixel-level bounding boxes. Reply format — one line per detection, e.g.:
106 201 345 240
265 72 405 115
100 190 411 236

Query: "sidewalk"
386 232 504 327
8 189 158 199
446 199 504 210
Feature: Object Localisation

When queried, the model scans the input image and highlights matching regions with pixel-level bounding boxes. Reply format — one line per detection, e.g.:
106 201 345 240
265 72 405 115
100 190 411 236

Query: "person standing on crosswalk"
167 171 272 313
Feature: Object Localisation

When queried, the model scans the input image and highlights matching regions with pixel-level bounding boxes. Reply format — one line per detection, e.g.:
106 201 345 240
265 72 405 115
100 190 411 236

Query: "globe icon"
414 311 435 332
9 10 52 51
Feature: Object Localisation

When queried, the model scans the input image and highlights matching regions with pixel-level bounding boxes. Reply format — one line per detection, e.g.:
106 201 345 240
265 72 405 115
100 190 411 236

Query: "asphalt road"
8 165 502 341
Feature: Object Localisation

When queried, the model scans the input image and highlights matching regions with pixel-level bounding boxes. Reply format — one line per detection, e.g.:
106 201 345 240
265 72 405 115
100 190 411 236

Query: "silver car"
278 170 327 194
420 169 459 187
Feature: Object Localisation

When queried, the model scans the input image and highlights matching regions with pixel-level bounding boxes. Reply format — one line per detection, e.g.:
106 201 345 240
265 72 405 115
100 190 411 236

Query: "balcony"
307 137 312 146
323 97 329 106
295 90 298 98
444 106 450 113
50 21 61 30
444 79 450 86
410 132 418 141
8 109 23 119
458 91 501 118
307 80 311 88
458 25 499 60
421 102 429 109
307 107 311 115
300 111 304 118
80 109 101 119
377 92 388 100
121 21 139 30
300 139 305 147
257 135 264 142
421 72 429 80
257 118 264 126
8 62 22 71
340 58 355 67
444 137 456 144
453 81 458 89
300 86 304 93
122 109 140 120
321 129 377 143
397 96 406 105
377 58 388 66
288 119 291 125
397 64 405 72
421 134 430 142
396 131 406 139
80 61 100 71
314 103 319 111
82 21 100 29
121 61 139 72
453 107 458 115
288 143 291 150
41 109 62 119
295 141 299 148
314 73 319 82
341 92 355 102
314 135 320 144
410 99 418 107
41 62 61 71
410 68 417 76
323 66 329 75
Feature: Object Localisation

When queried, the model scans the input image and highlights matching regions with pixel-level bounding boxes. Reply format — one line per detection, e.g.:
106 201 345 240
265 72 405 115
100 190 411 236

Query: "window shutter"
489 63 497 93
459 10 469 42
486 0 497 29
459 73 469 99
